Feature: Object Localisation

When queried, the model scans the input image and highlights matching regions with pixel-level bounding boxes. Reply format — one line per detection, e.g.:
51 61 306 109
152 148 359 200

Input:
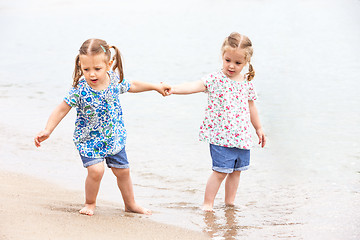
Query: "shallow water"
1 0 360 239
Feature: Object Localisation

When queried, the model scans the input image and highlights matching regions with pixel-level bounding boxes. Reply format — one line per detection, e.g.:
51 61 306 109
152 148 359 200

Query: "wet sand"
0 171 209 240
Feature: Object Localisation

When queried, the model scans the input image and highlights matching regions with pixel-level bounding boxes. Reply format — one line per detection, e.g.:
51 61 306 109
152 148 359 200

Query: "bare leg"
224 171 241 206
79 162 105 216
203 171 227 211
111 168 152 215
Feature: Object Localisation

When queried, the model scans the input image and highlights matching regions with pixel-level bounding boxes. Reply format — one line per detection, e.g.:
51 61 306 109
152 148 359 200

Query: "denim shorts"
210 144 250 173
80 147 129 169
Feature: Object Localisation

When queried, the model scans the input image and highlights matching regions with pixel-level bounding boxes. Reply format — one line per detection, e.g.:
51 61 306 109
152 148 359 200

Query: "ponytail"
110 45 124 83
246 63 255 81
72 54 82 88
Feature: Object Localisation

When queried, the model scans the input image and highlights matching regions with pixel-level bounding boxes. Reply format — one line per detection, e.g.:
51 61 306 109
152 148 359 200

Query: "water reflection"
203 206 260 240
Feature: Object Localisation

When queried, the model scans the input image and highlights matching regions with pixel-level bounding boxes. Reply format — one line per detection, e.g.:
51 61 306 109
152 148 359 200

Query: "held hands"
158 82 172 96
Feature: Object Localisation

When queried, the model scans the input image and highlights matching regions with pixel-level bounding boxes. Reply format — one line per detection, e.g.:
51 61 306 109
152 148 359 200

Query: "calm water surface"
1 0 360 239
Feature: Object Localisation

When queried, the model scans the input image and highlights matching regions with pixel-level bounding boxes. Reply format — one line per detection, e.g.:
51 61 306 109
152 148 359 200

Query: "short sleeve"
201 73 213 92
64 87 79 107
119 78 131 94
247 81 257 101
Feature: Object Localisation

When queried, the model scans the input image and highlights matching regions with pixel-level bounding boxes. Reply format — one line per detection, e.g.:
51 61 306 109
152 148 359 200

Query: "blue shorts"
80 147 129 169
210 144 250 173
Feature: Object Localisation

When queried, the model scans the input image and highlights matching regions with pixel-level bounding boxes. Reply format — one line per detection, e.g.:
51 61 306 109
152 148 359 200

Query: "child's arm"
249 100 266 148
169 80 206 95
34 100 71 147
129 80 171 96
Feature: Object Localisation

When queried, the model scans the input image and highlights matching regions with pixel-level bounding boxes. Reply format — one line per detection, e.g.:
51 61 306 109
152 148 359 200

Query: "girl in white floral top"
169 32 266 211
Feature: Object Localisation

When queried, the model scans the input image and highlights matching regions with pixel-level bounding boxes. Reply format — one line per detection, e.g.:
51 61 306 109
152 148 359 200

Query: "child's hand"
158 82 172 96
34 130 51 147
167 87 174 95
256 128 266 148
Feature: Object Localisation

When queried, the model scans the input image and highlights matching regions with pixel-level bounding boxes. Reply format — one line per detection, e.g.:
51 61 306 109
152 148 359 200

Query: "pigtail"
246 63 255 81
72 54 82 88
110 45 124 83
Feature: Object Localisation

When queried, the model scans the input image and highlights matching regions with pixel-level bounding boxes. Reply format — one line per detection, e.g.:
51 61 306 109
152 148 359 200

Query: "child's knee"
87 164 105 180
111 167 130 180
213 171 227 180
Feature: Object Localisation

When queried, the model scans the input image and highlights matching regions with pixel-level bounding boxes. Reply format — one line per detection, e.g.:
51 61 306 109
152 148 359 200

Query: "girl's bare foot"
79 203 96 216
202 204 214 212
125 203 152 215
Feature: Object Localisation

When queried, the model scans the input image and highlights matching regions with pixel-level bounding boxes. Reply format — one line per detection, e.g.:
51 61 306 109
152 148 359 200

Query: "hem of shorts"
107 163 129 169
235 166 250 171
212 167 233 173
213 166 249 173
83 159 103 168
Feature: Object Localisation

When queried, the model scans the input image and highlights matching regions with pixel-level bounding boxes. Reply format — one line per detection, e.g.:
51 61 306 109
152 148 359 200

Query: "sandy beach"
0 171 209 240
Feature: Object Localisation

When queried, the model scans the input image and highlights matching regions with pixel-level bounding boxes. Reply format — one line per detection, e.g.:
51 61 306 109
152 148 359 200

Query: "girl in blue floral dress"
35 38 170 216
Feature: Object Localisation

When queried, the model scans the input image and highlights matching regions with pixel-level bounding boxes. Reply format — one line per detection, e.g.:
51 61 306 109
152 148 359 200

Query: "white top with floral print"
199 71 257 149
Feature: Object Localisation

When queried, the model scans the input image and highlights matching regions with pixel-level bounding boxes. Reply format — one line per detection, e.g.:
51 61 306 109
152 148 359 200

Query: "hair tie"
100 45 106 53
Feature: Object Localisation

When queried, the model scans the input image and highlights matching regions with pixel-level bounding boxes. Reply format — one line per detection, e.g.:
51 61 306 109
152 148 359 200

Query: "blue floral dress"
64 71 130 158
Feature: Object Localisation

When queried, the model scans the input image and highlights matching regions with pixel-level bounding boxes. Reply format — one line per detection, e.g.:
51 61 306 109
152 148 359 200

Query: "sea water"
1 0 360 239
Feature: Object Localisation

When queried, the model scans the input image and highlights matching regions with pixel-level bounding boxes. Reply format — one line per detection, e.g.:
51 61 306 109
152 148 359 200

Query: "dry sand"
0 171 209 240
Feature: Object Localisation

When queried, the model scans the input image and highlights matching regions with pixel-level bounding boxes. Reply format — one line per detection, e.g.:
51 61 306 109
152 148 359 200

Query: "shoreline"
0 170 209 240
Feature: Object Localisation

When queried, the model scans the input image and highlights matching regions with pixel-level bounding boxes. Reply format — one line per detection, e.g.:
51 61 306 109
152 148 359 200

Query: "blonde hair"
221 32 255 81
73 39 124 88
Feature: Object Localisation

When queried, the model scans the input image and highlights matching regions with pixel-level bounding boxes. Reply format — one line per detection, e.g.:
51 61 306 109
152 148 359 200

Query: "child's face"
79 53 112 90
222 48 247 80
